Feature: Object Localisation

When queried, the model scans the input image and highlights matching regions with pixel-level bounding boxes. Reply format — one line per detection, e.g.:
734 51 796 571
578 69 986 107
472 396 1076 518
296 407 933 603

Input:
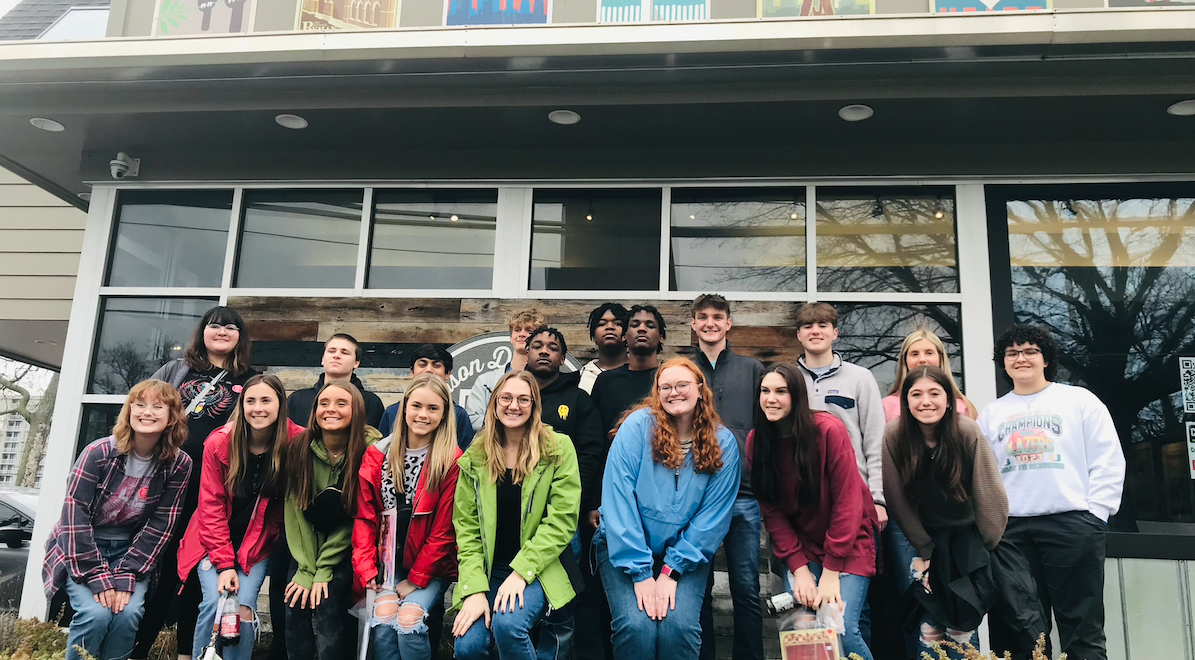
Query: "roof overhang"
1 8 1194 202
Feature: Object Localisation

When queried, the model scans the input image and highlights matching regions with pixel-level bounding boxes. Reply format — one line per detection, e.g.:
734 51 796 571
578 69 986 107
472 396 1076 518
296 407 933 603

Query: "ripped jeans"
193 555 271 660
369 571 448 660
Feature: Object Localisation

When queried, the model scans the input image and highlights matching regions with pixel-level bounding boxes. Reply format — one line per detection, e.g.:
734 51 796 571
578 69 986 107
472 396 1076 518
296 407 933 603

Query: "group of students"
41 295 1127 660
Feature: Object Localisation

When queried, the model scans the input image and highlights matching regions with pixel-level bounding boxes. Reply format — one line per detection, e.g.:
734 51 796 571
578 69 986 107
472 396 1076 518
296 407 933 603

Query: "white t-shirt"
977 382 1126 521
578 360 604 394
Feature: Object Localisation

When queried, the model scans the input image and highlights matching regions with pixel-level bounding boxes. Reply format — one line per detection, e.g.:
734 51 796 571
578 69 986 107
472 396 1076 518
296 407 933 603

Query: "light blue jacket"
599 408 740 583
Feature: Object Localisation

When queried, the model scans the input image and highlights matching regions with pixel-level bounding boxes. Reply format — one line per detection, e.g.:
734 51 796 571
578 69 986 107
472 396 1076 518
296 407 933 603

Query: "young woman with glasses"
595 357 740 660
749 363 879 660
175 374 303 660
134 305 258 660
452 371 581 660
354 374 463 660
44 379 192 660
284 380 381 659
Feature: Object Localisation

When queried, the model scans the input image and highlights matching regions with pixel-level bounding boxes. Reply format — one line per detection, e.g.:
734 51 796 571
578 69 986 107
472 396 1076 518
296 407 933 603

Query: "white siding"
0 170 85 322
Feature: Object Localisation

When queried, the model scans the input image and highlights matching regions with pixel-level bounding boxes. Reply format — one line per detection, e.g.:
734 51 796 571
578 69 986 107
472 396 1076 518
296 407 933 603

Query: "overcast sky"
0 358 54 397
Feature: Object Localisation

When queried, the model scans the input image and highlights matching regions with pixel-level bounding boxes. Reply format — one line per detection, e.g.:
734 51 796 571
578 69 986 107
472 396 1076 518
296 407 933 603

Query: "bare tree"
0 365 58 488
1007 197 1195 529
92 337 178 395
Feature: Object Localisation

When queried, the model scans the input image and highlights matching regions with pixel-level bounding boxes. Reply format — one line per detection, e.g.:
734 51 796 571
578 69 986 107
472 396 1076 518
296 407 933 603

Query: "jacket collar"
695 341 736 369
458 430 564 477
797 352 843 378
536 370 581 395
311 372 367 391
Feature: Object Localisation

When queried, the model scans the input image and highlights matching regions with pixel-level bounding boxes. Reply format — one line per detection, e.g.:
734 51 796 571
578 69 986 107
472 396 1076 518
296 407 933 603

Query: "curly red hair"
642 357 724 474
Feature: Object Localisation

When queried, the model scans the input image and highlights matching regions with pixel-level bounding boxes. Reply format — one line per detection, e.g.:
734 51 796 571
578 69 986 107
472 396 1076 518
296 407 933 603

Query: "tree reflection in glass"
816 190 958 294
1006 196 1195 531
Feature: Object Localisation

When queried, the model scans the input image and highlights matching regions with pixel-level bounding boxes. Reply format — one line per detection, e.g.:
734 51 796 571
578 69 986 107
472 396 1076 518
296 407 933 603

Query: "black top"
228 451 270 553
287 373 385 430
693 344 764 498
589 365 658 437
537 371 605 515
177 366 258 512
493 469 522 570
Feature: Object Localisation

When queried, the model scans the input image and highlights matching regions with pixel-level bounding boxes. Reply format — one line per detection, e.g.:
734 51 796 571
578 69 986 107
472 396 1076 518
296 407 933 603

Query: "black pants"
267 538 292 660
989 512 1108 660
285 558 356 660
132 532 202 658
574 523 612 660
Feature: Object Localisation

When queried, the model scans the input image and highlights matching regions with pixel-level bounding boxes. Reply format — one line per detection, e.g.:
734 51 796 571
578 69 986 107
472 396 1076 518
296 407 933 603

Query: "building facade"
0 2 1193 657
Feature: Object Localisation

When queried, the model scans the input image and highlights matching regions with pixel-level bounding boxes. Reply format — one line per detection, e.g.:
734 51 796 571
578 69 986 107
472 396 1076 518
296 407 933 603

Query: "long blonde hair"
112 379 187 462
390 374 458 494
889 330 977 419
477 371 557 485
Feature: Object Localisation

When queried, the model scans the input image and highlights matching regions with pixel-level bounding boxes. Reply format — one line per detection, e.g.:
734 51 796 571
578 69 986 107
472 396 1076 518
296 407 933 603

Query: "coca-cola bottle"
219 593 241 647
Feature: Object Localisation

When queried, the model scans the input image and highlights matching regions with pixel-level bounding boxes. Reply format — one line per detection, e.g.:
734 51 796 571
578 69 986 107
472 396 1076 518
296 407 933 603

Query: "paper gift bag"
779 628 842 660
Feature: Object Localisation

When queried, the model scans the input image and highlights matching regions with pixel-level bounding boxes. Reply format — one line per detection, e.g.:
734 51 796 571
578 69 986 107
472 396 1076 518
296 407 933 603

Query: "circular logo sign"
447 331 582 405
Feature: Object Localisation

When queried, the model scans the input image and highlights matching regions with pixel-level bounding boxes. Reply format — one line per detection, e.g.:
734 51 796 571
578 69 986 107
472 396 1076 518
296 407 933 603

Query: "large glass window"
831 303 964 396
816 188 958 293
236 190 363 289
106 190 233 288
669 188 806 292
77 404 122 457
530 189 662 291
88 297 216 394
1000 187 1195 533
368 190 498 290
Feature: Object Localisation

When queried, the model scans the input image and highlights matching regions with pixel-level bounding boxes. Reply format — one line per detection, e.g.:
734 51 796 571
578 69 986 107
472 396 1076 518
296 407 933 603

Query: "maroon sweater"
748 412 878 577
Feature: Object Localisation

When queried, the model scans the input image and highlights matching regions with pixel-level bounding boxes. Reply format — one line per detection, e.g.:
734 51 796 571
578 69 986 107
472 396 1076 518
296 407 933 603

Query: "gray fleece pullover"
797 353 887 506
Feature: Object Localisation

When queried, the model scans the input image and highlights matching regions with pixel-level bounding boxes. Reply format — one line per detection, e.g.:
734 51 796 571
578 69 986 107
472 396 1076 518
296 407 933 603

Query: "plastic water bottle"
219 593 241 647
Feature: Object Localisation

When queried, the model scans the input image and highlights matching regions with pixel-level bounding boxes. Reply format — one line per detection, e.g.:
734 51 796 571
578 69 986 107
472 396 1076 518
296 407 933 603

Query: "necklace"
326 446 345 462
1014 384 1051 410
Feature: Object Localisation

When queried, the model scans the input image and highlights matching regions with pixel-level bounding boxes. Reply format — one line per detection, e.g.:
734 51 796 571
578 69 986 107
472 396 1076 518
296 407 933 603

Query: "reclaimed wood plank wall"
231 296 807 403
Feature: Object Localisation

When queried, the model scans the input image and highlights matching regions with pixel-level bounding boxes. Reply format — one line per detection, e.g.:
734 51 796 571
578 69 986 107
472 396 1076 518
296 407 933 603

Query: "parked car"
0 489 36 549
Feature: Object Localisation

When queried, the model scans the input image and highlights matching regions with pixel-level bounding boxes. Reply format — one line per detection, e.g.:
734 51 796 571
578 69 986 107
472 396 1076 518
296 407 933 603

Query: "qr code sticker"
1183 357 1195 414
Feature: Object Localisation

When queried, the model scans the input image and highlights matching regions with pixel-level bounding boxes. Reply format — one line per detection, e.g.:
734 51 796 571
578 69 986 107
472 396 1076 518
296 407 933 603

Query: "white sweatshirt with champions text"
977 382 1126 521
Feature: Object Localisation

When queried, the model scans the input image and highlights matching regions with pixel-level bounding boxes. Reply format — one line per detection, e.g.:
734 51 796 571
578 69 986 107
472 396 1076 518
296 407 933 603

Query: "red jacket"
177 420 305 581
747 412 878 577
353 437 461 591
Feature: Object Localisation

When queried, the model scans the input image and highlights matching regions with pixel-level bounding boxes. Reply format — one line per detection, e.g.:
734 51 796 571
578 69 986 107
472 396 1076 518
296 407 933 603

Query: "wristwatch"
659 565 678 580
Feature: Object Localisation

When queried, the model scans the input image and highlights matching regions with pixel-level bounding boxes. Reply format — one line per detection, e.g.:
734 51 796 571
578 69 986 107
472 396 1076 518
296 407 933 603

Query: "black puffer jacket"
287 372 385 429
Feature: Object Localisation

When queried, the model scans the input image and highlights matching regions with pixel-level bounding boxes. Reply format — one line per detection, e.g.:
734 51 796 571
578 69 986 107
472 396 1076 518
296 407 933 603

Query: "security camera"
109 152 140 179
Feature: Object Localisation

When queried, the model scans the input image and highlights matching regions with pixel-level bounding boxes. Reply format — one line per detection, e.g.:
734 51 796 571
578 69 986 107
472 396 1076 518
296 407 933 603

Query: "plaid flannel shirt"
43 436 192 597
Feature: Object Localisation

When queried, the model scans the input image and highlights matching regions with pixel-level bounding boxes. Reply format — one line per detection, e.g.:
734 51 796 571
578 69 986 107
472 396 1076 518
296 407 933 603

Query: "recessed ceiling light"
33 339 58 346
1167 100 1195 117
450 215 459 222
275 113 309 129
30 117 65 132
77 192 91 201
838 104 874 122
548 110 581 125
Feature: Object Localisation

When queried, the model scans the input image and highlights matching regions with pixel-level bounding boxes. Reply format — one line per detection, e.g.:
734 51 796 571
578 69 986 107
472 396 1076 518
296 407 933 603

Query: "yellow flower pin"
558 404 569 420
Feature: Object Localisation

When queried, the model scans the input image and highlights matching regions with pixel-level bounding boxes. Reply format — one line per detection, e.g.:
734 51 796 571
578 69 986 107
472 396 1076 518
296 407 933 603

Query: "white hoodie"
977 382 1126 521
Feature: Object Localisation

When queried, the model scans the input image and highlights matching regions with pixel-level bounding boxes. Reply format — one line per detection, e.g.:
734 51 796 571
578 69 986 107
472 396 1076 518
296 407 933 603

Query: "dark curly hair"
587 303 629 339
624 305 667 353
526 326 569 356
993 324 1059 385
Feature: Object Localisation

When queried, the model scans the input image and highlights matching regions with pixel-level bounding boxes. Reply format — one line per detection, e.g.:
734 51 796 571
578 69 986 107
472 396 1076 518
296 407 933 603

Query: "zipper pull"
675 468 679 491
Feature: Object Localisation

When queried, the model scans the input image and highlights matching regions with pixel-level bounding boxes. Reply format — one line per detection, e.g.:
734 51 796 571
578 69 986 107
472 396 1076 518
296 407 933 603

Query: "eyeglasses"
657 381 694 396
497 394 533 408
206 323 240 333
1004 348 1042 359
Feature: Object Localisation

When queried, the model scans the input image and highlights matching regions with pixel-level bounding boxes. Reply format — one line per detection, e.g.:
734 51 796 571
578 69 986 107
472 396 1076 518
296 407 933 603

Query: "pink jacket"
176 420 304 580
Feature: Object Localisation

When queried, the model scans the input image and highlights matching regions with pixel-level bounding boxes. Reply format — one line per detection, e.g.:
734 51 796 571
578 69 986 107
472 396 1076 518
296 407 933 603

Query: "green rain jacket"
284 426 382 589
452 429 581 611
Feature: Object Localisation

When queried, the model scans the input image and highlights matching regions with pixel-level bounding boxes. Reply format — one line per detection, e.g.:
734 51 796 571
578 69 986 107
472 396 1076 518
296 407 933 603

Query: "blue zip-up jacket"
599 408 740 583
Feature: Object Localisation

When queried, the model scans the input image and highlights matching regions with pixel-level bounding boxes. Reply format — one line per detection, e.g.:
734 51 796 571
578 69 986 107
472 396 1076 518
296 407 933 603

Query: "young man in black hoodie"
286 333 385 428
691 294 765 660
525 326 604 660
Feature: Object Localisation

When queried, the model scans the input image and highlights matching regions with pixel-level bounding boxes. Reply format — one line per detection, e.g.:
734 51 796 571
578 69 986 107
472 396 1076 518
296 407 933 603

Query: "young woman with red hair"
595 357 740 660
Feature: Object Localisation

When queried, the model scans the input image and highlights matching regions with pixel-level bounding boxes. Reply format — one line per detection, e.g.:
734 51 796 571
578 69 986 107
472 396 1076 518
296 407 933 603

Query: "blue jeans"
537 531 582 660
65 538 151 660
193 555 271 660
884 520 921 658
699 497 763 660
369 570 447 660
454 566 551 660
595 532 712 660
786 562 874 660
